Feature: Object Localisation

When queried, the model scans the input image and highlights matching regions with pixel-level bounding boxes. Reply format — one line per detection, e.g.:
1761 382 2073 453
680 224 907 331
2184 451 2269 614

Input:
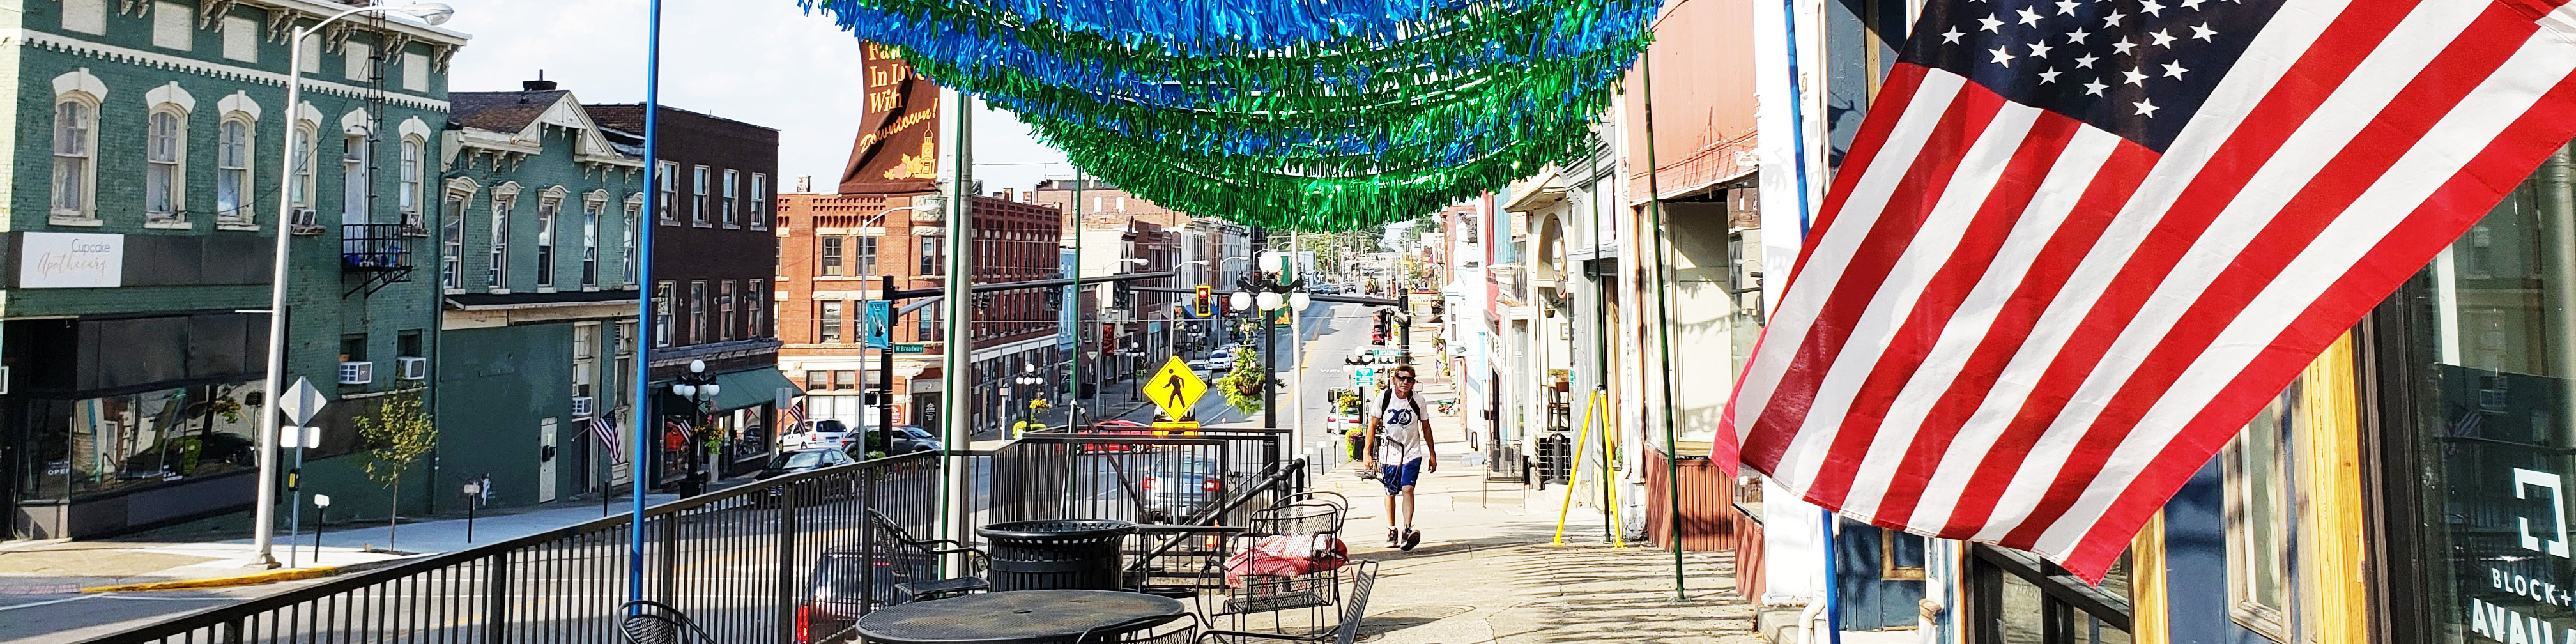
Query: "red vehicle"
1078 420 1154 453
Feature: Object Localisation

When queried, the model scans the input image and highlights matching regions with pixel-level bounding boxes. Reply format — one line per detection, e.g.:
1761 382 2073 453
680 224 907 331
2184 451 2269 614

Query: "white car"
1207 352 1238 371
778 420 852 450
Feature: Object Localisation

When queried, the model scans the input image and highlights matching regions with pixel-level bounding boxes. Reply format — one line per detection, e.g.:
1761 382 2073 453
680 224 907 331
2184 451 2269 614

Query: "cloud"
437 0 1070 194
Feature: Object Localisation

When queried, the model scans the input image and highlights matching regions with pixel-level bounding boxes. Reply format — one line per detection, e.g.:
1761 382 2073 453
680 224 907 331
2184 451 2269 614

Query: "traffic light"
1193 284 1213 318
1112 280 1133 308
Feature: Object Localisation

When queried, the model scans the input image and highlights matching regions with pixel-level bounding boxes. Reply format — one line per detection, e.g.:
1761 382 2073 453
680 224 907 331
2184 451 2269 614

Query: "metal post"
628 0 664 606
937 88 974 561
249 20 312 571
882 275 896 440
1640 42 1689 603
776 480 799 644
1291 232 1305 455
1070 170 1085 427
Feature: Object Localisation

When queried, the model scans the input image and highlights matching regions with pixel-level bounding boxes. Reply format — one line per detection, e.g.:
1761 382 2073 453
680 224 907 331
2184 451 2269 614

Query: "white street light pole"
252 2 454 569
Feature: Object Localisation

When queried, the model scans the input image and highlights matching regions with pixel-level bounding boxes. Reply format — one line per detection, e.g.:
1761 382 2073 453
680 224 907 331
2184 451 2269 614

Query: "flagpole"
1637 43 1687 604
1779 0 1835 640
627 0 663 607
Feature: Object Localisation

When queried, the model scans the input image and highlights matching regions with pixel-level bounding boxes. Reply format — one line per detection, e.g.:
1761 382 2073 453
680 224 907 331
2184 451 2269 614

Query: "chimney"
1002 188 1018 202
795 176 813 193
523 70 556 92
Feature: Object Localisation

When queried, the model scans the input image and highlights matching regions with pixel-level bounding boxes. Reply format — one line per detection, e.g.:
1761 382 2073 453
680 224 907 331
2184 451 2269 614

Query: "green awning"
711 367 801 411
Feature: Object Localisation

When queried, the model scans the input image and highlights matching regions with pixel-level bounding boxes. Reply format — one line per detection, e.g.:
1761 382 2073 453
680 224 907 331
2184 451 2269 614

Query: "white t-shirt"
1372 391 1431 464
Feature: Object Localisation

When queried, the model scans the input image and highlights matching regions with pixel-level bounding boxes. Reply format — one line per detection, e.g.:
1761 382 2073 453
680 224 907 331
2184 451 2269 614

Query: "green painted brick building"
0 0 468 539
434 80 643 510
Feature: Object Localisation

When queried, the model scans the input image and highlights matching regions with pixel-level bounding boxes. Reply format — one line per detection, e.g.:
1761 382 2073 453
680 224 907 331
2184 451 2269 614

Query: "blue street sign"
863 301 893 349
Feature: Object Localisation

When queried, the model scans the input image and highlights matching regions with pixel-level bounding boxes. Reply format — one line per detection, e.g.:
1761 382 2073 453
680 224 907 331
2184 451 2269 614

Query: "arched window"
51 98 96 221
398 136 424 224
145 108 187 225
217 116 254 226
290 123 318 211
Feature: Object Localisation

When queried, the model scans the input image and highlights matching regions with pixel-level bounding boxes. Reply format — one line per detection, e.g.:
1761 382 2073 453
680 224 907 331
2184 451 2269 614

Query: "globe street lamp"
250 1 455 569
669 360 719 496
1013 364 1045 437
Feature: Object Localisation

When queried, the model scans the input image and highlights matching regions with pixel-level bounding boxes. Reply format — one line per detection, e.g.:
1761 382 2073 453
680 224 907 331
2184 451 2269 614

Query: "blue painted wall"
2161 457 2276 644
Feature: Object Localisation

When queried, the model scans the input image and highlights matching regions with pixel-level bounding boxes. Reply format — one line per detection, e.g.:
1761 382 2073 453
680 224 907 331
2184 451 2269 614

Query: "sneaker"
1401 529 1422 551
1387 527 1400 548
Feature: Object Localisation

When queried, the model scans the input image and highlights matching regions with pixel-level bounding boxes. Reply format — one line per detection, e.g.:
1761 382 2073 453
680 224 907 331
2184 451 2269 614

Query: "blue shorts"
1379 458 1423 495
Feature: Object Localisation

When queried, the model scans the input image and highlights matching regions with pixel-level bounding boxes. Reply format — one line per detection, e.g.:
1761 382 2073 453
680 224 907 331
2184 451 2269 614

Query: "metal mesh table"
852 590 1188 644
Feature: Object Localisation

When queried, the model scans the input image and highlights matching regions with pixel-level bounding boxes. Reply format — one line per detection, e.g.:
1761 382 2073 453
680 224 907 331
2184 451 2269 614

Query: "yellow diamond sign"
1142 356 1208 420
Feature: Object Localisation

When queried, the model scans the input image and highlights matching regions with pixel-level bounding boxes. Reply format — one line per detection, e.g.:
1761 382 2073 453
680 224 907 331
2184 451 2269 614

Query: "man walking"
1362 364 1437 551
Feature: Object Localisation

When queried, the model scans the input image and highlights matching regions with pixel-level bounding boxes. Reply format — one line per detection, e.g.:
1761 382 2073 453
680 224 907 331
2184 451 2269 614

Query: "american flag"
1724 0 2576 581
785 399 809 430
588 413 624 463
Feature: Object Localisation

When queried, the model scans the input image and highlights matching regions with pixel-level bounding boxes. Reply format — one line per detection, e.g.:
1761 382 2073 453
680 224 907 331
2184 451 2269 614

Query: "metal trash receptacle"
976 519 1138 591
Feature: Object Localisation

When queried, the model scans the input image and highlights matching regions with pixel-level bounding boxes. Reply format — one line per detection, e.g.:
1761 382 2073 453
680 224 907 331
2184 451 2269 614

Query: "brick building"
774 192 1064 438
0 0 467 539
585 103 790 483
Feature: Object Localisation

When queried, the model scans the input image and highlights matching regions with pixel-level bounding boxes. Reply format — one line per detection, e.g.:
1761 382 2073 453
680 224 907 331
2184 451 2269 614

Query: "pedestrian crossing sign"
1141 356 1207 421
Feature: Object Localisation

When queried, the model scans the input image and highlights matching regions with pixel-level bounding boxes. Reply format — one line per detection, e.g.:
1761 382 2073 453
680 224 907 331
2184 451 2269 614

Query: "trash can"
1535 432 1573 486
976 519 1138 591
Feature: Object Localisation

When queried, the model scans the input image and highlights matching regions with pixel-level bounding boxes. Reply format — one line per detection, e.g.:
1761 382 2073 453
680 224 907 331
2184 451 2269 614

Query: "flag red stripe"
1740 88 2012 467
1801 113 2088 509
1992 1 2563 548
1867 142 2160 530
1929 0 2431 537
1784 64 1938 289
2055 38 2576 574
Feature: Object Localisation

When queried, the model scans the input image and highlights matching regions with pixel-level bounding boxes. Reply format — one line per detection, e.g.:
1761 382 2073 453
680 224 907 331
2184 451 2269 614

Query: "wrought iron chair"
617 600 714 644
1203 494 1352 620
1197 560 1379 644
1078 612 1203 643
866 509 992 603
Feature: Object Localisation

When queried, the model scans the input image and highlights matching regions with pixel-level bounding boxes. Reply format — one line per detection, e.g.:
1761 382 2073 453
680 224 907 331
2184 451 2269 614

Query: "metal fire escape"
341 11 413 297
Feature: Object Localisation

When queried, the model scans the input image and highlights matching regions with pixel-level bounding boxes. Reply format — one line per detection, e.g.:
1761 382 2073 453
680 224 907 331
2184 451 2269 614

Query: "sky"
434 0 1077 194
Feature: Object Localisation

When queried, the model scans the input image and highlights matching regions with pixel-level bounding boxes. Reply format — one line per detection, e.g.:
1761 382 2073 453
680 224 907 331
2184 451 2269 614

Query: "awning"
712 367 801 412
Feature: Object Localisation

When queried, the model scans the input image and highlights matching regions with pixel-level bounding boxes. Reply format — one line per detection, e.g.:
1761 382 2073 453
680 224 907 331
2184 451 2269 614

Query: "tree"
356 389 436 551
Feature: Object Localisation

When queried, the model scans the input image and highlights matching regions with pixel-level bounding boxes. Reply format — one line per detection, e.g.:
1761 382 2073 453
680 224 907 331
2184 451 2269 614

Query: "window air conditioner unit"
290 208 323 234
338 360 375 385
571 396 595 418
397 356 429 380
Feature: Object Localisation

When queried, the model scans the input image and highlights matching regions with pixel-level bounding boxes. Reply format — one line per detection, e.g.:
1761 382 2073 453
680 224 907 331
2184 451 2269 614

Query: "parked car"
1140 456 1225 523
796 545 933 643
759 448 855 480
1311 283 1340 295
779 419 853 451
1186 358 1210 372
1080 420 1154 454
1208 351 1238 372
884 425 939 455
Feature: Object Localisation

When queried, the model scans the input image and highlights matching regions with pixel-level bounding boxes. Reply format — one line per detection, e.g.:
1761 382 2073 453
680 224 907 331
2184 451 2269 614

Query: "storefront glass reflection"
20 381 266 501
2397 146 2576 643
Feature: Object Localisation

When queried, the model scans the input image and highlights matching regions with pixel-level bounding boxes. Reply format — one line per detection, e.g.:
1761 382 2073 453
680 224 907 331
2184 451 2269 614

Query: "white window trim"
657 161 680 225
750 172 770 231
398 136 425 222
623 194 644 288
488 183 521 293
144 104 190 229
691 165 711 227
534 187 566 292
441 178 480 295
50 70 107 226
215 114 258 229
581 191 608 291
721 169 740 229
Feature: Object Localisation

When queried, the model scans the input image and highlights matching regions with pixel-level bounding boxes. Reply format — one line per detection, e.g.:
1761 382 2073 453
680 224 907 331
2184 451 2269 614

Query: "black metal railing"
84 431 1298 644
341 223 413 271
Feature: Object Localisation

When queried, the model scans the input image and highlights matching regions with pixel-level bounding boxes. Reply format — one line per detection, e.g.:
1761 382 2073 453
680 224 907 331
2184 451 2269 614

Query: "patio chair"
1246 492 1346 539
866 509 992 603
617 601 714 644
1197 560 1379 644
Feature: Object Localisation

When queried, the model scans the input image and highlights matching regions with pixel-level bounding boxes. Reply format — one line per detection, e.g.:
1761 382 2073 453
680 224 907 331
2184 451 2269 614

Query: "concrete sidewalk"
0 492 680 595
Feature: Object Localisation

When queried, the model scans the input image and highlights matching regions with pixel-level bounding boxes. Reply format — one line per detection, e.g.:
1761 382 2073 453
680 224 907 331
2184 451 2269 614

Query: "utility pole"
1069 171 1084 427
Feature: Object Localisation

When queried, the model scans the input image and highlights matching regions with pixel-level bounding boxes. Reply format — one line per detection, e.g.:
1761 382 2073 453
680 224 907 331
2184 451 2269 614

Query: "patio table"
851 590 1187 644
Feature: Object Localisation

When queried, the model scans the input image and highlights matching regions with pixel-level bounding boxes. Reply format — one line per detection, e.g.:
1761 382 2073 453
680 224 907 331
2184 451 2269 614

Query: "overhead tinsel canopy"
798 0 1660 231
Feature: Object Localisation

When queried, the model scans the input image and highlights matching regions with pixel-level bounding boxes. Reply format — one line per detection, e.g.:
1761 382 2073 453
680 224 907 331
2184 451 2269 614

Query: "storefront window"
21 381 266 501
2383 146 2576 642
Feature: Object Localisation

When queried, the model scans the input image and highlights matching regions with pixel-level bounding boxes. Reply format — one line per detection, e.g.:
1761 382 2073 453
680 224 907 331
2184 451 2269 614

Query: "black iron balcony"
341 223 415 296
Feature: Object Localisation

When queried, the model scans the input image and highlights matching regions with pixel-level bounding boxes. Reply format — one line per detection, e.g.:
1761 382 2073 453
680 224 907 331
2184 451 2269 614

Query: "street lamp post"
668 359 719 496
252 1 454 569
1013 364 1043 436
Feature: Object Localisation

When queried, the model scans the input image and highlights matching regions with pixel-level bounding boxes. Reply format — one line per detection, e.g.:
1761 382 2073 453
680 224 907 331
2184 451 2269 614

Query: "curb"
80 565 339 593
